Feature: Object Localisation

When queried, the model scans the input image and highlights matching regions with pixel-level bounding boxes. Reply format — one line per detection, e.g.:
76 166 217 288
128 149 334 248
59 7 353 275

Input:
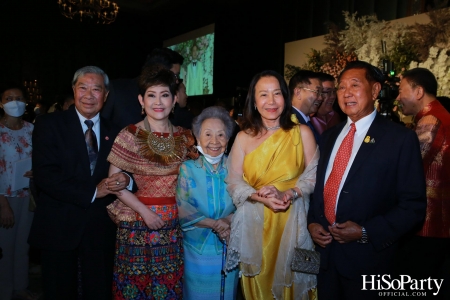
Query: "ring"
116 181 120 185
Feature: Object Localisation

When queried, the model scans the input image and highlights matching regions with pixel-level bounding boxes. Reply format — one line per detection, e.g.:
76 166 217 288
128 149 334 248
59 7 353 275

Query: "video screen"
165 25 214 96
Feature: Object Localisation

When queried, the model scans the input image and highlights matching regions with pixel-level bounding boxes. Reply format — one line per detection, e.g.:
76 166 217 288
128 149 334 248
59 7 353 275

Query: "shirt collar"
293 106 310 122
75 107 100 127
345 109 376 136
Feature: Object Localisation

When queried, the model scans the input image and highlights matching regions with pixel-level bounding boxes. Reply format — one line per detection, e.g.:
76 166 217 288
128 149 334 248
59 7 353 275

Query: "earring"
172 105 175 114
254 104 257 110
141 105 145 115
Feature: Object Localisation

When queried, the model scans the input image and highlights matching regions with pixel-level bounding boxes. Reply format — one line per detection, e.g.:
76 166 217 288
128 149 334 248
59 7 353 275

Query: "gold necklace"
143 117 175 156
133 118 181 165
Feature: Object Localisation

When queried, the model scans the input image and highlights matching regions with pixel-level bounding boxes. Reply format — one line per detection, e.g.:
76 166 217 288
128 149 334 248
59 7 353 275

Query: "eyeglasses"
300 87 322 95
321 89 336 97
5 96 24 102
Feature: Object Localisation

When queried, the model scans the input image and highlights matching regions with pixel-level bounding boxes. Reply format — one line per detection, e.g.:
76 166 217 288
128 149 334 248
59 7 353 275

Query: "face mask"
197 145 224 165
2 101 26 117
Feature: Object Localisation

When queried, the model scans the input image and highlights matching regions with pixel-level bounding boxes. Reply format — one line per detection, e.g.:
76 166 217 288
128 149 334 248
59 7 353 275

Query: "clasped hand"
254 185 293 212
212 218 231 243
308 221 363 247
96 172 130 198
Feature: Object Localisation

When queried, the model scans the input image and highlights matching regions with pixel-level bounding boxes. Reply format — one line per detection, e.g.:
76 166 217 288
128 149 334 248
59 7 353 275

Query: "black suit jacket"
101 78 143 130
308 114 426 278
292 107 320 143
29 106 119 251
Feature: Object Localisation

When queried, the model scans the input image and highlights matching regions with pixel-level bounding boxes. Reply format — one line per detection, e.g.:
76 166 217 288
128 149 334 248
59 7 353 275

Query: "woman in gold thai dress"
107 65 197 299
225 70 319 300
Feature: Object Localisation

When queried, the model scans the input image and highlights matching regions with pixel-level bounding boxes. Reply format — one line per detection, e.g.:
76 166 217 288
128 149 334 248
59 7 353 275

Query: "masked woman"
107 65 197 299
225 71 319 300
176 106 239 299
0 85 37 300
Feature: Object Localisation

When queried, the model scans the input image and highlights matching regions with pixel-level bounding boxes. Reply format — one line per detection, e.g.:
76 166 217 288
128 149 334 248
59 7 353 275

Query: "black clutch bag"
291 247 320 274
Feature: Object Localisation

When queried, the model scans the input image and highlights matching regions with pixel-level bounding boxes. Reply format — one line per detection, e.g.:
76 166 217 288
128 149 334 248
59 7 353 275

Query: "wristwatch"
357 226 369 244
291 188 299 200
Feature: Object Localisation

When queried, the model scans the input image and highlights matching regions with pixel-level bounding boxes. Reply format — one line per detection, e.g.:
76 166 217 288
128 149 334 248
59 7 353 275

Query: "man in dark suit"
29 66 130 300
288 70 323 142
307 61 426 300
101 47 191 129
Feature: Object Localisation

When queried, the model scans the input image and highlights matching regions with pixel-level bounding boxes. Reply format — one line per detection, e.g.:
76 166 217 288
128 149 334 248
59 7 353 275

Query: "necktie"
84 120 98 175
323 123 356 224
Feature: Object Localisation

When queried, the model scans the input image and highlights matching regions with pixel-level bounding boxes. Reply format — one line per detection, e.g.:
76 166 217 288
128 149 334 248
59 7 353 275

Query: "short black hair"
138 64 178 97
315 72 335 83
0 83 28 100
338 61 384 85
288 70 320 97
143 48 184 69
402 68 438 97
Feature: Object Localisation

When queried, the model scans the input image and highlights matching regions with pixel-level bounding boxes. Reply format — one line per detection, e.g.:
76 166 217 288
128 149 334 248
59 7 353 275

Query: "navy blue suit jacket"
29 106 119 251
307 114 426 278
292 108 320 143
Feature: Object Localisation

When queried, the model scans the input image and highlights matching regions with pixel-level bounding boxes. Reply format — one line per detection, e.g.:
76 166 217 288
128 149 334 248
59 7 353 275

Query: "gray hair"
192 106 236 140
72 66 110 90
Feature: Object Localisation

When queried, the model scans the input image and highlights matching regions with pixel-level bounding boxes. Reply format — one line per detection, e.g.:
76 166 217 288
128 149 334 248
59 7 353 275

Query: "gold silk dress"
241 126 305 300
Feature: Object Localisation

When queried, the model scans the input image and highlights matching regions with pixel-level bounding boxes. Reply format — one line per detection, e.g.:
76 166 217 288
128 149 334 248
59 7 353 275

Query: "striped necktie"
84 120 98 175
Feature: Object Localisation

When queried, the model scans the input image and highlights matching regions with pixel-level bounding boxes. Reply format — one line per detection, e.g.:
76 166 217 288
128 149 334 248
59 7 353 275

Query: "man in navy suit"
29 66 131 300
288 70 323 142
307 61 426 300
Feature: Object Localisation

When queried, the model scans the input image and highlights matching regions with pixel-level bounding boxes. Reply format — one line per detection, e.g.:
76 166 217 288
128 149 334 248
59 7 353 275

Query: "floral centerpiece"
286 8 450 97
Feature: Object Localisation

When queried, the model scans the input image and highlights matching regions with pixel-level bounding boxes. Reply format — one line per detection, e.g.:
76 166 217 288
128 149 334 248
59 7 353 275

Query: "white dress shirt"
293 106 310 122
75 108 133 202
324 109 377 211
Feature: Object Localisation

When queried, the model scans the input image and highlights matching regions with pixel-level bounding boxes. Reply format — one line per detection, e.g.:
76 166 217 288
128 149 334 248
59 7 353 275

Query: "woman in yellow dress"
225 70 319 300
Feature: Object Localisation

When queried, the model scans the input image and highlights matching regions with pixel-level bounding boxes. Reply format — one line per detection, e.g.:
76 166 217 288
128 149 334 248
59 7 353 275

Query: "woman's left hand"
219 229 231 244
23 170 33 179
257 185 283 200
212 218 230 234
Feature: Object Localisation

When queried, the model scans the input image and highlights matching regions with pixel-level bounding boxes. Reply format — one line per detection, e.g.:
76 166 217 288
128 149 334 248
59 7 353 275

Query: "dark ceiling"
114 0 240 14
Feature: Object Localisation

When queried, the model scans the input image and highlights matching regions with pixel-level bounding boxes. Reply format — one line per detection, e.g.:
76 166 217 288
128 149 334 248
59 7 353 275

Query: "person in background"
288 70 323 143
170 80 194 129
176 106 238 299
0 85 36 300
28 66 130 300
101 47 189 130
225 70 318 300
62 95 75 111
107 64 197 299
396 68 450 299
310 72 341 135
32 102 47 123
308 61 426 300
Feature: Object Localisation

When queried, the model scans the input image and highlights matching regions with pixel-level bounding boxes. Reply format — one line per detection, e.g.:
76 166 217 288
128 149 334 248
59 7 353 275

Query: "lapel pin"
370 138 375 143
364 136 371 143
105 136 109 140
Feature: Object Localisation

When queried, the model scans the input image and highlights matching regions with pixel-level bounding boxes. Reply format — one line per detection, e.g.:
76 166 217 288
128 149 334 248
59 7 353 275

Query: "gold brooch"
364 136 375 144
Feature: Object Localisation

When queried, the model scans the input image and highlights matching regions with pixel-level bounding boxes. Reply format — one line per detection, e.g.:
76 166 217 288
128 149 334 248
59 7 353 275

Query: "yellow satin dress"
241 125 304 300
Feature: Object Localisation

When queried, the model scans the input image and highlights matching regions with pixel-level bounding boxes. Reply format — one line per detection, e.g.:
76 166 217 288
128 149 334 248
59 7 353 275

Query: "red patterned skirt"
112 198 183 299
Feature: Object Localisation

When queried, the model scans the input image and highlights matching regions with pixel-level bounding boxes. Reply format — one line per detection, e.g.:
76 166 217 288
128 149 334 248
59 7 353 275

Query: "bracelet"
290 188 299 200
